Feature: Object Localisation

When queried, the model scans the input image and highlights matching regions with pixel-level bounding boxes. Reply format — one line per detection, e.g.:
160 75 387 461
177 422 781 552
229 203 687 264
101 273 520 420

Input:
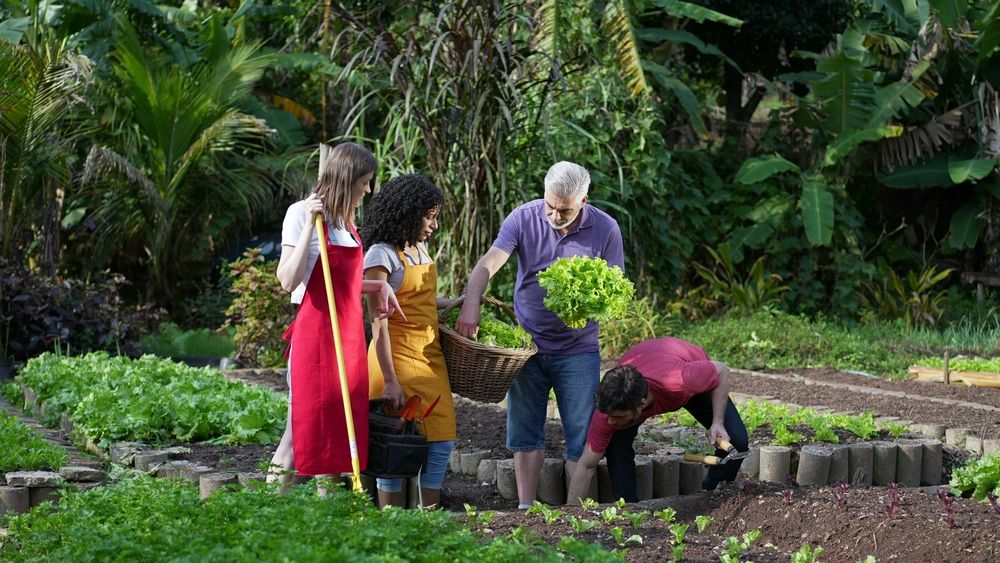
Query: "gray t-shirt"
363 242 431 291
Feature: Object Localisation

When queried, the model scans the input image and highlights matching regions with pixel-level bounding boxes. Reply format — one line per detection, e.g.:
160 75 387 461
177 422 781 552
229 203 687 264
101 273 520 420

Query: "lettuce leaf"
537 256 635 329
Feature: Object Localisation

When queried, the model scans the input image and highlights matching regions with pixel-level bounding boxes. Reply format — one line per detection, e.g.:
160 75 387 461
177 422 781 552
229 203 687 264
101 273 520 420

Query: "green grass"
676 311 921 378
0 477 618 562
139 322 234 357
0 410 66 472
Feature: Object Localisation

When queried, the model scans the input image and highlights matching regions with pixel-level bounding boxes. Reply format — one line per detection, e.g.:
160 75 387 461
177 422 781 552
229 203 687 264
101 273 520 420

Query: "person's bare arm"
365 266 404 409
276 195 323 292
455 246 511 339
566 445 603 506
706 360 731 447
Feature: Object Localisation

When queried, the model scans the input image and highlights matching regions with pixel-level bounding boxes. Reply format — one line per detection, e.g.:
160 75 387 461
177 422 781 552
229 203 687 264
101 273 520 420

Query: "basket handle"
439 295 522 328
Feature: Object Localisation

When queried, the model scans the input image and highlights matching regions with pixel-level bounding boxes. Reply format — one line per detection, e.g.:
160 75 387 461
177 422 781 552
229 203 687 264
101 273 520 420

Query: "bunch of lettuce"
537 256 635 329
444 306 532 349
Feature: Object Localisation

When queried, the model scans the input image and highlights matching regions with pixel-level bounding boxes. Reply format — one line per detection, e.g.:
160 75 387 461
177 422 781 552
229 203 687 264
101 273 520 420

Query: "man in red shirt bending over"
567 337 749 504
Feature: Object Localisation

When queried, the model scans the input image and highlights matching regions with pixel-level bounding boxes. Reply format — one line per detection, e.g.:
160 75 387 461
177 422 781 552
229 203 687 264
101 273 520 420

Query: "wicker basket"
438 296 537 403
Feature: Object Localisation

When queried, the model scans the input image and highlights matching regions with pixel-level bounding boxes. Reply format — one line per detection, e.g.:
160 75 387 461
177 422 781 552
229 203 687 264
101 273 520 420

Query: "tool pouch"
365 399 428 478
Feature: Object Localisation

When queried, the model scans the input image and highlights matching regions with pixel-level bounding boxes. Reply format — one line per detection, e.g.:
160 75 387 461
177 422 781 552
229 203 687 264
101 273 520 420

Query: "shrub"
139 322 234 357
221 249 296 368
0 259 159 361
600 296 680 361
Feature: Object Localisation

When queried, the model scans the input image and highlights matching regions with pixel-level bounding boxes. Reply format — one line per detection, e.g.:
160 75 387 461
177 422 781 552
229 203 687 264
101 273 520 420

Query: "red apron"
287 222 368 476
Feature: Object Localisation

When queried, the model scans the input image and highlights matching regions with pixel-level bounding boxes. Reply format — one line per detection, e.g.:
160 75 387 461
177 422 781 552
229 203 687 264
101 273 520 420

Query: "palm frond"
535 0 563 60
604 0 647 97
876 108 968 171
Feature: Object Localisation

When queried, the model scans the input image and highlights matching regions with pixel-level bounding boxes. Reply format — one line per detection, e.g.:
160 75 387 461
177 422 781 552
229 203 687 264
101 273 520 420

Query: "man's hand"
708 423 730 450
455 300 481 340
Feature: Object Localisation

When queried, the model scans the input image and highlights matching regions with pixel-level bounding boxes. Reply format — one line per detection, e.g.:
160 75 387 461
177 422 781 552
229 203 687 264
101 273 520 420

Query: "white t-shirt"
363 242 431 292
281 200 359 304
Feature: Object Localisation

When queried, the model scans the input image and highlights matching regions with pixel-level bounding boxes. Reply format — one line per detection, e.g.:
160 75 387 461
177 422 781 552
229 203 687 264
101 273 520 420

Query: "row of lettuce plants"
664 399 904 447
0 410 66 473
16 352 286 446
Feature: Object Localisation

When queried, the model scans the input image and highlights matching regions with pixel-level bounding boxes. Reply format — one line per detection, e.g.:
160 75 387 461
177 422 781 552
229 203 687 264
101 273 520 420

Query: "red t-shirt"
586 338 719 453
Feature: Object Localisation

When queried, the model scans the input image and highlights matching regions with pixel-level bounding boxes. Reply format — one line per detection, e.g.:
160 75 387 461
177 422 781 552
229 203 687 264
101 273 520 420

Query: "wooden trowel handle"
683 453 721 466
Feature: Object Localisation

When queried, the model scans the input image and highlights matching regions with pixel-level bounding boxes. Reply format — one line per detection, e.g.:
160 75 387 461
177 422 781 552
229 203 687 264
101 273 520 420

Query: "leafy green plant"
771 422 804 446
537 256 635 329
810 418 839 443
565 515 601 533
580 498 600 510
443 306 533 349
464 504 496 527
881 421 909 439
950 451 1000 501
20 352 286 445
526 501 563 525
719 530 762 563
861 266 952 335
830 411 879 441
691 243 790 316
1 477 615 562
221 249 297 369
0 410 67 472
600 505 621 525
790 544 825 563
608 526 642 546
2 379 22 408
654 507 677 523
622 509 649 529
694 515 713 533
669 523 689 562
917 355 1000 373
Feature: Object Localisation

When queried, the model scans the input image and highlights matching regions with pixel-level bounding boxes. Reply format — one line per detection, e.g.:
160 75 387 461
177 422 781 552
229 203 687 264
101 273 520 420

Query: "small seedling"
787 473 799 487
782 488 795 505
601 505 621 525
654 507 677 523
669 523 689 562
608 526 642 546
580 497 599 510
526 501 563 524
695 514 713 533
885 480 902 519
988 492 1000 517
565 515 600 533
938 488 957 527
463 503 493 526
741 479 754 494
721 531 762 563
614 498 627 510
790 544 825 563
623 509 650 529
834 476 850 509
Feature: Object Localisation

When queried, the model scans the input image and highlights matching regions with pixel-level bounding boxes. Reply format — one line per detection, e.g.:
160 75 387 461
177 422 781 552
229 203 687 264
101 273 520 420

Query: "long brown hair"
313 142 376 227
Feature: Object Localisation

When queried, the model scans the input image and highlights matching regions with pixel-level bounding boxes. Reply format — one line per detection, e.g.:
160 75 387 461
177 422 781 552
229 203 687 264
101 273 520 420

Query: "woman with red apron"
362 174 458 509
266 142 403 490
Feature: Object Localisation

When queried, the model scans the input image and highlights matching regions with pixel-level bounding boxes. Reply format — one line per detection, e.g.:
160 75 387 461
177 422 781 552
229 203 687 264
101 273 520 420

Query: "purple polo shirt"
492 199 625 355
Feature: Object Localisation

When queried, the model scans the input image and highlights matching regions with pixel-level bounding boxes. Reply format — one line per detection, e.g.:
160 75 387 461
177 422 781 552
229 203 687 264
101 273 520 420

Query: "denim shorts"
376 440 454 492
506 352 601 462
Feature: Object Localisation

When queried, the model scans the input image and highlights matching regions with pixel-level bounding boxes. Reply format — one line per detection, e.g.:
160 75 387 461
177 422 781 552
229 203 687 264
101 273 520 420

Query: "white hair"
544 161 590 203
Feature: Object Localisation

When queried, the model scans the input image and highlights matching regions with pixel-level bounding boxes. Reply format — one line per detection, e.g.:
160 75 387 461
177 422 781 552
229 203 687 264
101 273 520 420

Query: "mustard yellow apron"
369 245 455 441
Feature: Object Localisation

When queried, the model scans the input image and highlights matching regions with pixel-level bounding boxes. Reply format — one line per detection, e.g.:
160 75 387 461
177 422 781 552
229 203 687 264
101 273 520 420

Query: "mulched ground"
195 366 1000 561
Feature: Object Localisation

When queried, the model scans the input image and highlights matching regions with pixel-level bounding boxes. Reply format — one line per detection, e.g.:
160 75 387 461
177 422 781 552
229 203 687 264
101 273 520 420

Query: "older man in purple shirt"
456 161 625 508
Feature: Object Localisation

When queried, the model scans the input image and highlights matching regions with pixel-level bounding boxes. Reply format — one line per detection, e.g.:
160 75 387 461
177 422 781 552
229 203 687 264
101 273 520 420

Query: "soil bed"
197 367 1000 561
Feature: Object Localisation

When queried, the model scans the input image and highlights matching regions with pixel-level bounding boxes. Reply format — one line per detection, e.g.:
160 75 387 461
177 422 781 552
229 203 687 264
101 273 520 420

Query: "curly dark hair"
362 174 445 252
595 364 648 414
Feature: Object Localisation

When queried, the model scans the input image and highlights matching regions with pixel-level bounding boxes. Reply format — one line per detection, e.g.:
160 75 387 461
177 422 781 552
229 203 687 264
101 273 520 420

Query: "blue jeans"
506 352 601 462
377 440 454 492
605 394 748 502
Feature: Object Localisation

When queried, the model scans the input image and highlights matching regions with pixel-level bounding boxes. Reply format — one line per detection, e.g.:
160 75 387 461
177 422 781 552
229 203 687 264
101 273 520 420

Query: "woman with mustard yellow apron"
362 174 458 509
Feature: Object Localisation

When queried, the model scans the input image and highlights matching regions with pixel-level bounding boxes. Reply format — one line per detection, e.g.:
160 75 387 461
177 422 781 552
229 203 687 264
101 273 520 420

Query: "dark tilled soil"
197 367 1000 561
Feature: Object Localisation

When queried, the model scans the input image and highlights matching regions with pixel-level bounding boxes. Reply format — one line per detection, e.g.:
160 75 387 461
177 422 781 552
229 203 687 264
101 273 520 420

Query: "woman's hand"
374 281 407 321
382 380 405 411
304 192 325 222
